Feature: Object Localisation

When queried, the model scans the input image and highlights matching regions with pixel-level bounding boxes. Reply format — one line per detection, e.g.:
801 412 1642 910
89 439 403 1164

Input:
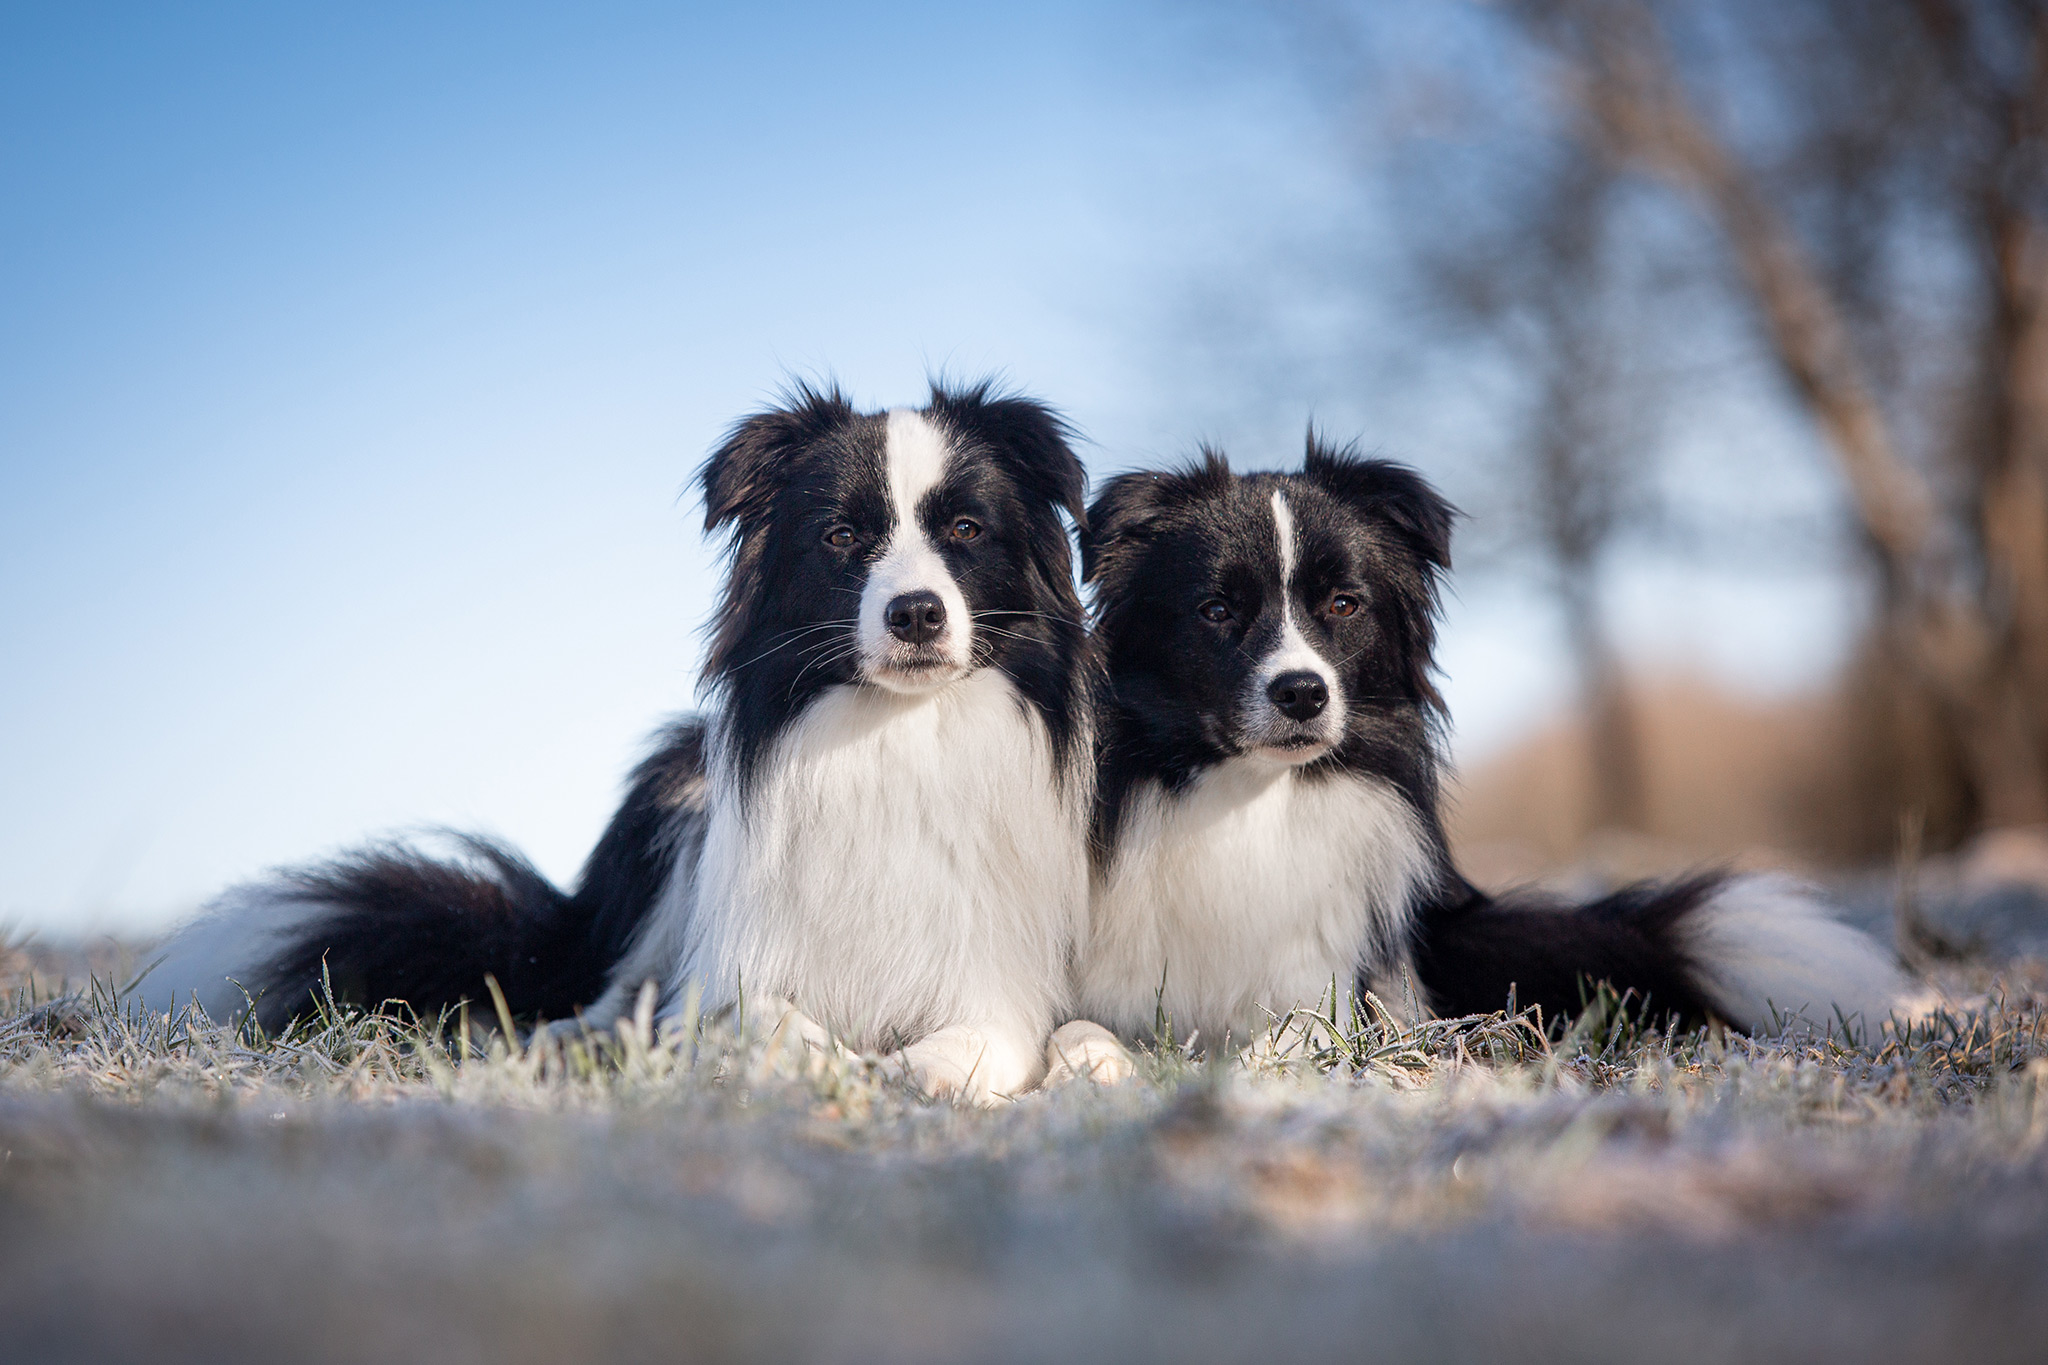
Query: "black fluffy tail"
134 719 707 1030
1412 870 1913 1035
252 835 601 1031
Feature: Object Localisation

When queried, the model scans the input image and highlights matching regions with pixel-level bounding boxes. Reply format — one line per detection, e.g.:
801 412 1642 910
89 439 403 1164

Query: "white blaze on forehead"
858 408 972 688
1271 488 1298 590
1267 490 1312 649
885 408 950 529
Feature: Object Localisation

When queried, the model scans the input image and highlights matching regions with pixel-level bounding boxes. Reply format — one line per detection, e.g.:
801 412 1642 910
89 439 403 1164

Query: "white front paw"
898 1025 1037 1106
1040 1020 1135 1088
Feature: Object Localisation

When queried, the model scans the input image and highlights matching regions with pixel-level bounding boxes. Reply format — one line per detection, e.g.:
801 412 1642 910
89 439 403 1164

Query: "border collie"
136 382 1095 1102
1074 437 1913 1048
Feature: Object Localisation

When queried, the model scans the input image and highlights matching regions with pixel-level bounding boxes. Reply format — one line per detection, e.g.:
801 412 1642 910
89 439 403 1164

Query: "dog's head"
700 380 1088 748
1084 434 1454 775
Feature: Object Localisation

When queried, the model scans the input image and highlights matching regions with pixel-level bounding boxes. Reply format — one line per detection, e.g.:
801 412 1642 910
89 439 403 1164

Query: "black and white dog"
137 383 1096 1101
1075 438 1913 1048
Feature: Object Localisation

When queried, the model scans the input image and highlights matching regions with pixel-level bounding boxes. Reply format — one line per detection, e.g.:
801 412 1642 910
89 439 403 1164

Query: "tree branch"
1519 0 1942 583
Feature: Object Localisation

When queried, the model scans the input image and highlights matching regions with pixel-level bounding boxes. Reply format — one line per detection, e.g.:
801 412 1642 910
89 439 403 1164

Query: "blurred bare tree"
1497 0 2048 843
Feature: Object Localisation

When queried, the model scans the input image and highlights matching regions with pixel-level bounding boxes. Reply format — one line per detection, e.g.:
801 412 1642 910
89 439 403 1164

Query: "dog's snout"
1266 671 1329 721
885 591 948 645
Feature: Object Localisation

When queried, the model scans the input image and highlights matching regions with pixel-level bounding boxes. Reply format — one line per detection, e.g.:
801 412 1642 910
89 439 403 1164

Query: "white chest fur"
1077 761 1431 1046
674 669 1085 1053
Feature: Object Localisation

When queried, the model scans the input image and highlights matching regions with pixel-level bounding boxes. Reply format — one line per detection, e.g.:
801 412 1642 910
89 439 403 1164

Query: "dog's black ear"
1082 473 1174 585
700 382 855 533
927 382 1086 527
1082 448 1233 583
1301 434 1455 571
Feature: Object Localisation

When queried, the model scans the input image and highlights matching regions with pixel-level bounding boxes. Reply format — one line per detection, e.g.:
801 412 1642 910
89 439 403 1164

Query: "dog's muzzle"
858 540 973 691
1240 660 1345 762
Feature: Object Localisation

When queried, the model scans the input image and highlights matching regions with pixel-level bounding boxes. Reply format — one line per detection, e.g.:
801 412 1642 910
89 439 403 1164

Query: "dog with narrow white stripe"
134 382 1096 1103
1077 435 1918 1052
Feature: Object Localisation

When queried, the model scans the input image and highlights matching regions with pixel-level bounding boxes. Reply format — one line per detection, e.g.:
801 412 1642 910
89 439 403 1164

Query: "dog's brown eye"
1327 594 1361 618
824 525 857 549
950 518 982 542
1198 599 1232 623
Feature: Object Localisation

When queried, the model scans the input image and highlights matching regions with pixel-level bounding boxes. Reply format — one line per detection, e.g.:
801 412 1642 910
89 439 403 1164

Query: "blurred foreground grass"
1 941 2045 1365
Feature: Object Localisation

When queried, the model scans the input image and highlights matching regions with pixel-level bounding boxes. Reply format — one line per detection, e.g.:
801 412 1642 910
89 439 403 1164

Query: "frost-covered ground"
1 939 2045 1365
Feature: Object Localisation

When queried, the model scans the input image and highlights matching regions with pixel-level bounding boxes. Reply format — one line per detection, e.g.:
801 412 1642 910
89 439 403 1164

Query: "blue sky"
0 3 1857 932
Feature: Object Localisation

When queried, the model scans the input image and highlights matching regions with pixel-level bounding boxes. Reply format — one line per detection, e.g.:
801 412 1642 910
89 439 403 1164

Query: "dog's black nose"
885 591 947 644
1267 671 1329 721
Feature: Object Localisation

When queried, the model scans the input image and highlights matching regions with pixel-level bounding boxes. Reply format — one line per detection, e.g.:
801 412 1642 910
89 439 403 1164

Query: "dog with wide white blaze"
1074 437 1917 1051
133 382 1097 1102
